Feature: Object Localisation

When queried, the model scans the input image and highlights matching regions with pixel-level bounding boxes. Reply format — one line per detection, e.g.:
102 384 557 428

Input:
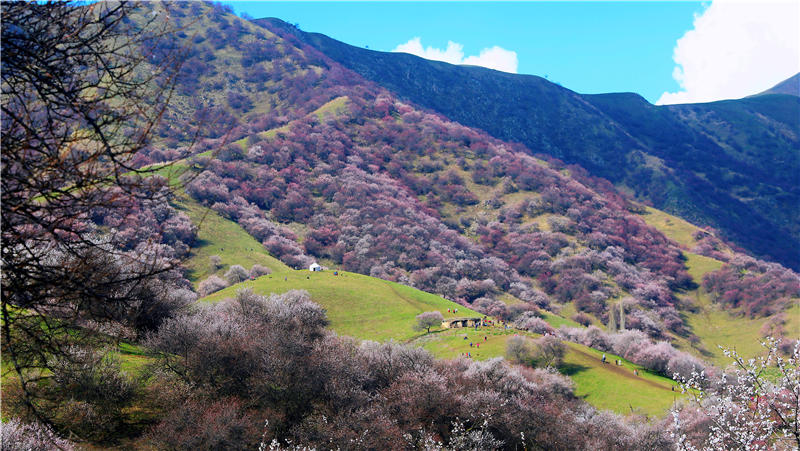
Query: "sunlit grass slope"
176 196 290 284
231 97 349 149
168 164 479 341
640 206 704 248
673 250 766 365
312 95 350 120
562 341 680 416
181 203 681 415
679 248 798 366
540 310 581 329
148 163 289 284
202 270 481 342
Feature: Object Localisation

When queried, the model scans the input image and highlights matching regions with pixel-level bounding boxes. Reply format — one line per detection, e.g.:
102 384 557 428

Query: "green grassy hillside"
230 97 348 150
178 196 290 284
683 252 724 283
679 250 800 366
203 269 681 416
562 342 680 416
151 162 291 285
178 174 791 411
312 95 350 120
175 176 485 342
203 269 482 342
640 206 733 260
641 206 706 249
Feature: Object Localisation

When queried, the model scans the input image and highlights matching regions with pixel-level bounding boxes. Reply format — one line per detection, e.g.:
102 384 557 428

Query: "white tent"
309 263 322 272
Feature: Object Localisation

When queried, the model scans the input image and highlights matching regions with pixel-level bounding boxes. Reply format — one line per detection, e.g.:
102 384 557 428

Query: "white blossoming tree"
671 337 799 450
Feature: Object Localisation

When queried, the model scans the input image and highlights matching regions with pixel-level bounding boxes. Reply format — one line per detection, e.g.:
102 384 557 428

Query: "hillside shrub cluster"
514 314 556 335
506 335 567 368
90 181 197 259
6 289 793 449
1 418 76 451
140 290 674 449
690 229 732 262
4 346 139 442
198 274 230 296
185 132 541 310
702 255 800 317
2 289 676 449
670 338 800 450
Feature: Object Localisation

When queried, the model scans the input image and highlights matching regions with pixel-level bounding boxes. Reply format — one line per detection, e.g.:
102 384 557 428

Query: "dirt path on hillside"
569 345 672 391
387 283 431 313
406 318 675 393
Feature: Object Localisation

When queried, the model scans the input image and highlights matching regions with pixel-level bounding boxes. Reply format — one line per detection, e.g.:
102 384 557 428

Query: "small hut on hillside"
309 263 322 272
441 317 483 329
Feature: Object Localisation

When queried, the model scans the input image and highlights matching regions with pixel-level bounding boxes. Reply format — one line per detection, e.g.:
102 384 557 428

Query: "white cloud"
463 47 519 74
657 1 799 105
392 37 518 73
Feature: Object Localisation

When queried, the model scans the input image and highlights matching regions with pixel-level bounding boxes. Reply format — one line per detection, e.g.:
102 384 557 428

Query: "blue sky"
221 2 799 105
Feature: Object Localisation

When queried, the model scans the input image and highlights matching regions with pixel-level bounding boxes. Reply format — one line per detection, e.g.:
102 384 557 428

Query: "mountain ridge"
256 17 800 270
754 72 800 97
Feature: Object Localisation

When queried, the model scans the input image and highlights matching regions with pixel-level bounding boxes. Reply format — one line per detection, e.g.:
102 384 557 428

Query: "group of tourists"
601 354 640 376
468 336 489 349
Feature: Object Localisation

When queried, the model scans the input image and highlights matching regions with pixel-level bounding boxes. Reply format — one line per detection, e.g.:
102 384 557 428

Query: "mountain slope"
260 18 800 270
639 206 800 365
586 93 799 267
754 73 800 97
204 269 482 342
256 18 638 179
118 2 799 417
129 3 796 353
175 185 679 415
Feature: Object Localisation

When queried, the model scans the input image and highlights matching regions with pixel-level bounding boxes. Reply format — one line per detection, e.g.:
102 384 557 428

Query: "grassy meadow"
640 206 702 248
203 269 482 342
177 197 290 284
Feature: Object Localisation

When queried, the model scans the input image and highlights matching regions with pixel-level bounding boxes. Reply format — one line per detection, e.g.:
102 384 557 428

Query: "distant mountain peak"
754 73 800 97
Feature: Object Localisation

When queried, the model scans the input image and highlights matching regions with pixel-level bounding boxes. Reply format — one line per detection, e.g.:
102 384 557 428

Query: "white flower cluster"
671 337 800 450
